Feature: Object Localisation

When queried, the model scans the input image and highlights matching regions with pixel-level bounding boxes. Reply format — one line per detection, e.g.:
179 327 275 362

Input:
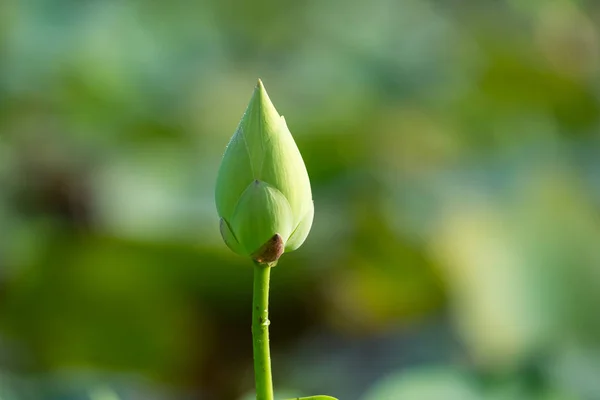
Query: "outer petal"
236 81 312 224
285 201 314 252
215 125 255 221
238 80 283 175
230 180 294 255
215 80 288 222
259 115 312 225
219 218 247 255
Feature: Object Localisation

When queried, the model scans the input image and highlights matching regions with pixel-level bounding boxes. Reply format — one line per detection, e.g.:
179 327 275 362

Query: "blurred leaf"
2 0 600 398
361 368 481 400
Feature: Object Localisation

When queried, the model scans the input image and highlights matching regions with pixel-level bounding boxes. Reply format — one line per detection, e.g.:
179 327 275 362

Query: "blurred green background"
1 0 600 399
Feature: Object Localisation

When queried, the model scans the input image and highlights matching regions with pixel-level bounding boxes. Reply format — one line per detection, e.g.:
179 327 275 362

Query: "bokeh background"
1 0 600 399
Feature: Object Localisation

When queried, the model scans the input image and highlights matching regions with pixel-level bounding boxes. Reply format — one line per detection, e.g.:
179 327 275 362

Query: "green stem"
252 262 274 400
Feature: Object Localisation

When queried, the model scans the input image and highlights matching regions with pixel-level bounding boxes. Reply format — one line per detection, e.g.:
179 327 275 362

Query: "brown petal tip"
252 234 284 266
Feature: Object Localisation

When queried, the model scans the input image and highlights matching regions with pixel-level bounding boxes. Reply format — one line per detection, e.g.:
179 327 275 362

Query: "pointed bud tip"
247 78 279 121
256 79 268 98
256 79 267 97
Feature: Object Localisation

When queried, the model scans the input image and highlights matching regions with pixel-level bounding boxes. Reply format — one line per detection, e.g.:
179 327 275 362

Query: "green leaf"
284 396 338 400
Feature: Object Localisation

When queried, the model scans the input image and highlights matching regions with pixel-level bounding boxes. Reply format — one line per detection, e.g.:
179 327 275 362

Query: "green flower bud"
215 79 314 265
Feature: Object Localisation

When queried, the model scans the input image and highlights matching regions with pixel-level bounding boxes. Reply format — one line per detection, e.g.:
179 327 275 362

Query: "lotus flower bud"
215 80 314 266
